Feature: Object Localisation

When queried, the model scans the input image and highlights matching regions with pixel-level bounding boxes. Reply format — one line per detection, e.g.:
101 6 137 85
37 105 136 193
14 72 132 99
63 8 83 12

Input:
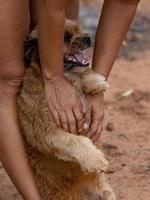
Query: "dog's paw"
78 138 108 173
83 149 108 173
102 190 116 200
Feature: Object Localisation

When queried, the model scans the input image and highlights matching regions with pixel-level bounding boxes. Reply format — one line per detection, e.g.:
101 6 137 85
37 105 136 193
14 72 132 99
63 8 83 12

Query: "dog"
18 20 116 200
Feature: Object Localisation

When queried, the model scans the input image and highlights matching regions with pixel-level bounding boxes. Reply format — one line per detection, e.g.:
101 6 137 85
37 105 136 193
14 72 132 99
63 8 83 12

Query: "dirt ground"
0 1 150 200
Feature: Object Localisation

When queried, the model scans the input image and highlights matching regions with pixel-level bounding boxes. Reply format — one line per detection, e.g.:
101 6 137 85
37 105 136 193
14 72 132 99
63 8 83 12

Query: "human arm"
66 0 79 21
37 0 84 133
86 0 140 142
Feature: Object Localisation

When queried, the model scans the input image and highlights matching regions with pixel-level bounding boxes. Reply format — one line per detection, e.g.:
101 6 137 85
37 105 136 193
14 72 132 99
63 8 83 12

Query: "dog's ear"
24 26 39 66
65 19 80 33
24 38 38 67
64 20 80 44
64 30 73 44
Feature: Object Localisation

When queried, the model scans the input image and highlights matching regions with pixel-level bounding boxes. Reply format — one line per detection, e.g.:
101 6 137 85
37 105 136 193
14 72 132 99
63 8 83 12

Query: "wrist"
92 58 113 80
42 70 64 82
41 61 64 81
43 73 68 88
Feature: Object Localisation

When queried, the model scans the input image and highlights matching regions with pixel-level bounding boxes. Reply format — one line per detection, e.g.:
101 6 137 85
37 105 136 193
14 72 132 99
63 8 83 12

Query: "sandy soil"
0 1 150 200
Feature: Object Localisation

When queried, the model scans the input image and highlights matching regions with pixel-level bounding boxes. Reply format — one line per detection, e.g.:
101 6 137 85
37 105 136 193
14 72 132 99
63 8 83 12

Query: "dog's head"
64 20 92 69
24 20 92 69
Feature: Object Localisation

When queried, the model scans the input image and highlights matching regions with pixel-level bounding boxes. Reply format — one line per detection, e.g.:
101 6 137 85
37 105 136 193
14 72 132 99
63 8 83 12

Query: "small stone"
106 122 114 132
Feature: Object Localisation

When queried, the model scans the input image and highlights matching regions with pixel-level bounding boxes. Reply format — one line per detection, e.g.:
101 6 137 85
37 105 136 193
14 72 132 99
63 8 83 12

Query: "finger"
66 110 77 134
87 109 104 138
77 98 86 114
92 123 103 144
83 106 92 132
73 106 84 132
59 111 69 132
52 109 61 127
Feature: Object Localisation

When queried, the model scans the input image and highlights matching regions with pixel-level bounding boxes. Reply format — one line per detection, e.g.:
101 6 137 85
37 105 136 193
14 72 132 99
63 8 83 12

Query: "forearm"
38 1 67 79
93 0 140 78
65 0 79 21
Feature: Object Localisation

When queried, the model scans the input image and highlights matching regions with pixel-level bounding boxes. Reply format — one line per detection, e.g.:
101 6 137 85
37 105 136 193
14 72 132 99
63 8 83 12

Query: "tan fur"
18 21 116 200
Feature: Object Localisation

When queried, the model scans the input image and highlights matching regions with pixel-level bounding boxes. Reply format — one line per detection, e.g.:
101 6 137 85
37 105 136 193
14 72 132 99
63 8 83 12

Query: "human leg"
0 0 41 199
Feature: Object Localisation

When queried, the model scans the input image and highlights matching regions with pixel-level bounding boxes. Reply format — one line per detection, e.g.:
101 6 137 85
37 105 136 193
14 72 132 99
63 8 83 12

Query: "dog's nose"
81 36 92 47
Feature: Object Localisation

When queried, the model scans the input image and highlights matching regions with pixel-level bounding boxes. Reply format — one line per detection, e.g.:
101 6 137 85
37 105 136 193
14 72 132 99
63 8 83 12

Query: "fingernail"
83 123 89 130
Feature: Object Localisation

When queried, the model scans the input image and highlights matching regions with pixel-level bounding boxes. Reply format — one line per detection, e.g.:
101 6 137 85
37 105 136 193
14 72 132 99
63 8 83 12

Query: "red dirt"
0 1 150 200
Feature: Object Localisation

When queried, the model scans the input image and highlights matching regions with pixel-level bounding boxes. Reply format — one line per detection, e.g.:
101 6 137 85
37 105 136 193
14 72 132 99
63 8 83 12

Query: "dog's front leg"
44 128 108 173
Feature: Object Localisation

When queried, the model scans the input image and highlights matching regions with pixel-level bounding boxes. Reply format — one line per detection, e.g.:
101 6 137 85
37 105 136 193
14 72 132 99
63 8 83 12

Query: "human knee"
0 62 25 90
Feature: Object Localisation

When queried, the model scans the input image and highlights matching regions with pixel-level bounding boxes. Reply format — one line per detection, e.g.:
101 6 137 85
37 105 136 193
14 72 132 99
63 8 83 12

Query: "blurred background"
0 1 150 200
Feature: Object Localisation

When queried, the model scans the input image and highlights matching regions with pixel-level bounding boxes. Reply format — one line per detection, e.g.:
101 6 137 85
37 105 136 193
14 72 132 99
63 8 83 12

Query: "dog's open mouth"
64 51 89 69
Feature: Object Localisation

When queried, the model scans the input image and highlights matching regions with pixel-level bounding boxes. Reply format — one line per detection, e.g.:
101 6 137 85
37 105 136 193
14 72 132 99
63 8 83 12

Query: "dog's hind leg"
97 173 116 200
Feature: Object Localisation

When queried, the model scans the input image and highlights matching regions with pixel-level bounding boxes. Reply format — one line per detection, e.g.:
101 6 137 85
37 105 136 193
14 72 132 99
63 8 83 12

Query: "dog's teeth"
83 60 88 65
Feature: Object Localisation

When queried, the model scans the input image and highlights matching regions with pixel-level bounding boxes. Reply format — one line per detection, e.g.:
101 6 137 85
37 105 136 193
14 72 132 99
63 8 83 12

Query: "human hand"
84 93 104 143
44 75 84 133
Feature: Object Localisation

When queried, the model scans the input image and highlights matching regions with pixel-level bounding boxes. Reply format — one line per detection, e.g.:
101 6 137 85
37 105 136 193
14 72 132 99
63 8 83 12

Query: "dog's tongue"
65 52 89 66
73 52 89 65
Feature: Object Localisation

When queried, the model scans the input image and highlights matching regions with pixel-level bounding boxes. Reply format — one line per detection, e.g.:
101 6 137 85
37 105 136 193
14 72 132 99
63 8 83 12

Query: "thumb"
83 107 92 132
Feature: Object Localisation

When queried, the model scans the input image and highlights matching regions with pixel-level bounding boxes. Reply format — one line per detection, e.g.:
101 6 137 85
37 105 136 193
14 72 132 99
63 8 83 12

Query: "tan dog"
18 21 116 200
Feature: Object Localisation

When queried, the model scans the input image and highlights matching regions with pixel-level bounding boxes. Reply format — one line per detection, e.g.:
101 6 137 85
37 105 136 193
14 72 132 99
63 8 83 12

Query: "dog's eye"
64 31 73 44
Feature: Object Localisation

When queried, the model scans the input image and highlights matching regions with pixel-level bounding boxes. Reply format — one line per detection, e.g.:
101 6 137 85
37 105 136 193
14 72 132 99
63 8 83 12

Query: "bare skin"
38 0 85 134
30 0 79 30
0 0 140 199
0 1 41 200
87 0 141 142
0 1 80 199
66 0 79 21
37 0 140 142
